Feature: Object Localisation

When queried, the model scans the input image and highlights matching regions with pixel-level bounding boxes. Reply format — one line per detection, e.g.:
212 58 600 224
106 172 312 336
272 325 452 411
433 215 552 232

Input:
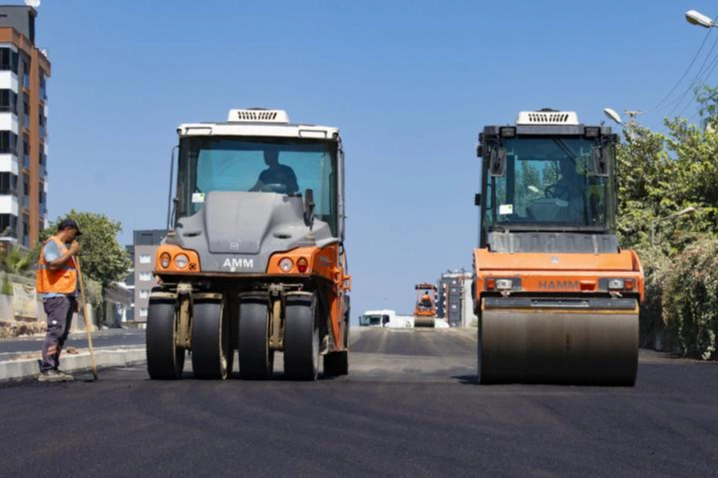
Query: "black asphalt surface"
1 328 717 477
0 329 145 354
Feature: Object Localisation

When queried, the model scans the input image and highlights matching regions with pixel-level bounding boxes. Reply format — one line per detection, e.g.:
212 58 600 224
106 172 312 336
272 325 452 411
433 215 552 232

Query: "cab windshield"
484 137 615 232
177 137 338 232
359 315 386 326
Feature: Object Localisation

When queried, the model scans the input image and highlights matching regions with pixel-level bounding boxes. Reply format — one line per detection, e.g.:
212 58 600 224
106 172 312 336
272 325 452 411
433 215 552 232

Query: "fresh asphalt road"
1 328 717 477
0 329 146 354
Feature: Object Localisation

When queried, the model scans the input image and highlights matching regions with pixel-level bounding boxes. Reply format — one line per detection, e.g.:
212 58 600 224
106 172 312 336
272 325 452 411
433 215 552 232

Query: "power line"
666 29 718 117
654 24 714 109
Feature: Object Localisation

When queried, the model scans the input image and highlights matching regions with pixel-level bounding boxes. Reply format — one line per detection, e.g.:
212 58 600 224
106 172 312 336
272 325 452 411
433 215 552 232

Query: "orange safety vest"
36 237 78 295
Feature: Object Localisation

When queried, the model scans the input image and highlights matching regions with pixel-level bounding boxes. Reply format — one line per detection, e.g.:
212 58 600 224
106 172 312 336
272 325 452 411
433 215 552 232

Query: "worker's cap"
57 219 82 235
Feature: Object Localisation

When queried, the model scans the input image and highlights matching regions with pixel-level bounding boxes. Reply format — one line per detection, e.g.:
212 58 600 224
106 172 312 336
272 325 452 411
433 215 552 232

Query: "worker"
554 157 586 223
36 219 82 382
421 292 432 309
251 149 299 194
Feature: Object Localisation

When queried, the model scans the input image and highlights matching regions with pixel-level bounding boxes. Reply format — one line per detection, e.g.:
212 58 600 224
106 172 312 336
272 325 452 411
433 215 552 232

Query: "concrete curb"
0 347 146 383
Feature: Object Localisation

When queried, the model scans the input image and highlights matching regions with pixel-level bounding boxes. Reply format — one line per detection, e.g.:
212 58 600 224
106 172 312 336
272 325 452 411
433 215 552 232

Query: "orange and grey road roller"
473 109 644 385
414 283 438 328
146 108 351 381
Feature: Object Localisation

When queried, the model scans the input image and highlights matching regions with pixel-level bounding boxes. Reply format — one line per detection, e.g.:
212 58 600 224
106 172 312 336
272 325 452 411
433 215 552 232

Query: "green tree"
0 246 37 276
41 210 131 288
616 86 718 352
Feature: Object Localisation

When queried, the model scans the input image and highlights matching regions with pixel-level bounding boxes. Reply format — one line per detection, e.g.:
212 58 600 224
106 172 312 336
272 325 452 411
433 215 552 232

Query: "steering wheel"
545 184 569 200
259 183 289 194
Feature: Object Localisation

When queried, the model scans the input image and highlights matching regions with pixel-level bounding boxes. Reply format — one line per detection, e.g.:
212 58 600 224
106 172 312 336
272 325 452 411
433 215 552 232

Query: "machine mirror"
592 146 610 177
303 188 316 228
489 147 507 177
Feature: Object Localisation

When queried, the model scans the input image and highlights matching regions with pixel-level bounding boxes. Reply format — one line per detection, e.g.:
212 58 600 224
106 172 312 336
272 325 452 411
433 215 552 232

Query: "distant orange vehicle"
474 109 644 386
414 283 437 328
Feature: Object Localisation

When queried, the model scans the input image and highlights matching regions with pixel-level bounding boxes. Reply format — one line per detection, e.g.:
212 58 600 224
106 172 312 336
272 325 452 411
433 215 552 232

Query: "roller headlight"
279 258 294 272
159 253 171 269
175 254 189 269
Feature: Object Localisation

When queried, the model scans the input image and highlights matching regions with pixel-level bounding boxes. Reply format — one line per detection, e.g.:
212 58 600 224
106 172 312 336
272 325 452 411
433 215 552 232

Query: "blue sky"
27 0 718 317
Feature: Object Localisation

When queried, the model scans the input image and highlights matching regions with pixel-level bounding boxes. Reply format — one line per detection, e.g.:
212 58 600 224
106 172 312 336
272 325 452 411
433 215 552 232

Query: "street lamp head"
603 108 622 125
676 206 697 216
686 10 715 28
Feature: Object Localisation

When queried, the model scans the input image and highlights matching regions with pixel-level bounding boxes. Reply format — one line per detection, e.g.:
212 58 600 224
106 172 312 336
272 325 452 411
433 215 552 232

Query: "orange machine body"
474 248 645 302
153 243 351 353
414 283 438 317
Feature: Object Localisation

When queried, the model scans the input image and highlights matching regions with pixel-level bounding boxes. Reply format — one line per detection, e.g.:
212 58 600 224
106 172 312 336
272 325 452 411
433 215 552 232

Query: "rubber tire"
239 299 274 380
146 300 185 380
192 300 232 380
284 294 320 381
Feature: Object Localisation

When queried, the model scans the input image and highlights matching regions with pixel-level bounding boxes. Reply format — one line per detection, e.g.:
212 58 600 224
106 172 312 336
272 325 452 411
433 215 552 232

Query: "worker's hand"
69 241 81 256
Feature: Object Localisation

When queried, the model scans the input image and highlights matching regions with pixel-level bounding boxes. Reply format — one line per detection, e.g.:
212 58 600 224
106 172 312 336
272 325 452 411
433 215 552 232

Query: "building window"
39 72 47 101
139 254 151 264
22 174 29 209
0 172 17 195
140 308 148 318
20 56 29 89
139 289 150 300
0 48 18 72
23 134 29 169
0 214 17 237
0 90 17 114
0 132 17 154
139 272 152 282
39 186 46 215
39 109 46 138
22 94 28 129
39 144 46 177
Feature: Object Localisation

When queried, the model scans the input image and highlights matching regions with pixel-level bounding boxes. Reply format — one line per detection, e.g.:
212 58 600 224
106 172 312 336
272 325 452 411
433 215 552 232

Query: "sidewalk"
0 345 146 383
0 329 147 383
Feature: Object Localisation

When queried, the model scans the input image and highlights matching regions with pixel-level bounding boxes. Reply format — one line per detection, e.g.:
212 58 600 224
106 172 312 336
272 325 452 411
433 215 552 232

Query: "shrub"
662 239 718 359
635 246 671 349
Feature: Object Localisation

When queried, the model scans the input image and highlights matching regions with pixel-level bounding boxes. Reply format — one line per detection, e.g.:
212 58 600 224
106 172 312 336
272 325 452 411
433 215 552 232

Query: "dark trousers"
40 296 76 372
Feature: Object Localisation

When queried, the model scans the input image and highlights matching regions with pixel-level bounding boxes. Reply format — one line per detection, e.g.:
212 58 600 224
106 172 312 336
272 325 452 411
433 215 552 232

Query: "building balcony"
0 153 19 175
0 71 19 93
0 112 19 135
0 195 19 216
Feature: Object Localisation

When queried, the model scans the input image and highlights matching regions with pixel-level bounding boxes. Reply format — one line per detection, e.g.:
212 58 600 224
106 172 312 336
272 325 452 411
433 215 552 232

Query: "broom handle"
75 256 98 380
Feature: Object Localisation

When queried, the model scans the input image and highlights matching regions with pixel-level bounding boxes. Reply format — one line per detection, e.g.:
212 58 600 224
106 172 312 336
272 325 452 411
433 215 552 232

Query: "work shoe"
38 370 73 382
54 369 75 381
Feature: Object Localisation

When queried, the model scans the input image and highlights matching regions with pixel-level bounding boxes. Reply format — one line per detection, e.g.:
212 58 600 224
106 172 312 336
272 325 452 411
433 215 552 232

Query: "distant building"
121 244 135 320
436 270 474 327
133 230 166 322
0 5 50 248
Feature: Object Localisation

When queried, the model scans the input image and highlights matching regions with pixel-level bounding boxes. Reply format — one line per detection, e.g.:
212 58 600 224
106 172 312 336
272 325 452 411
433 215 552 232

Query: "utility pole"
624 110 643 139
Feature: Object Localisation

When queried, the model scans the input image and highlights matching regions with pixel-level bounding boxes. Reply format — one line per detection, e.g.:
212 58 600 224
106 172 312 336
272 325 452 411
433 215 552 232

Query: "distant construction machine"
146 109 351 381
414 283 438 328
474 109 644 385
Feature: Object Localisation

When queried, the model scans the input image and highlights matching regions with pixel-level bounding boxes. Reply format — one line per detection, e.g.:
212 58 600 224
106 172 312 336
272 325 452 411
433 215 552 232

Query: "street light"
651 207 697 247
685 10 716 28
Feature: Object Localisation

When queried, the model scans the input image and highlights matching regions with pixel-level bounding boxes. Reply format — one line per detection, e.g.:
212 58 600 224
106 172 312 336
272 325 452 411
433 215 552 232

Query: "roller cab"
474 109 644 385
